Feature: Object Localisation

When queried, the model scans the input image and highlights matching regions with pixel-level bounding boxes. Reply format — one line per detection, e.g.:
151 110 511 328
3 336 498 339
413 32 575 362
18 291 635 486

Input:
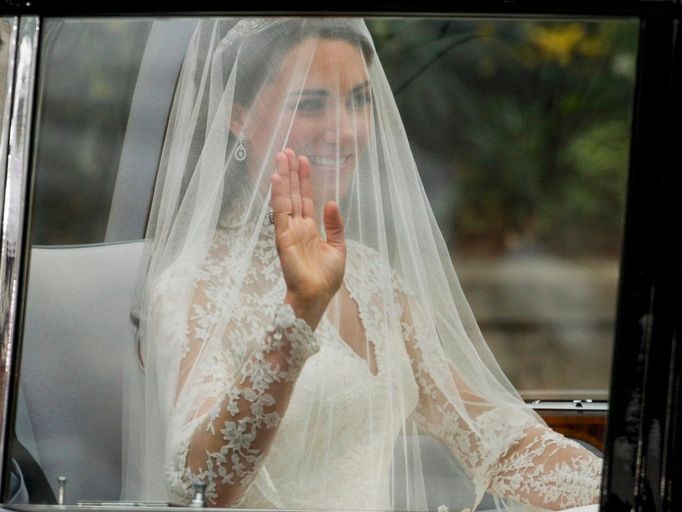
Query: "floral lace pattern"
168 303 318 505
395 273 602 509
157 220 601 510
489 426 602 509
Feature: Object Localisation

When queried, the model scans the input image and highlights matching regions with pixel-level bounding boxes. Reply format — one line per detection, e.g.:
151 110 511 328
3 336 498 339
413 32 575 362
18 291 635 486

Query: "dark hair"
230 19 374 108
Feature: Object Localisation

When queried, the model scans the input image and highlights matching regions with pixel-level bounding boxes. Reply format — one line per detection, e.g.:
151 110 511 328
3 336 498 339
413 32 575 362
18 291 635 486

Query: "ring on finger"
268 209 293 225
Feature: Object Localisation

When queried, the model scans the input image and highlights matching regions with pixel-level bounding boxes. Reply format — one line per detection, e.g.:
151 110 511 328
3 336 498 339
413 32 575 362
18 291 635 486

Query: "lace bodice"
152 219 601 511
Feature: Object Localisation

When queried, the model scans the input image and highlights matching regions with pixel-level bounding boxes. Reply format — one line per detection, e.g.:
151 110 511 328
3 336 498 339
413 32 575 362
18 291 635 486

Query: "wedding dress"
126 18 603 511
149 215 601 510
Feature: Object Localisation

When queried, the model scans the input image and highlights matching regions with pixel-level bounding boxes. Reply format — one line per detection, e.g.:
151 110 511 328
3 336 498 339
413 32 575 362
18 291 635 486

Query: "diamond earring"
234 141 247 161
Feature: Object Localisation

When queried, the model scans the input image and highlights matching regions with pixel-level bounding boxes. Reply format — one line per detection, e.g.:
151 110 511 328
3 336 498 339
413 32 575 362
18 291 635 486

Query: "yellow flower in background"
529 23 586 66
578 30 611 58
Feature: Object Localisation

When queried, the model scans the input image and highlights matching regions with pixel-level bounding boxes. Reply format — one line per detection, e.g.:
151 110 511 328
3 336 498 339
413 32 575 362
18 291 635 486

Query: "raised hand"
271 148 347 330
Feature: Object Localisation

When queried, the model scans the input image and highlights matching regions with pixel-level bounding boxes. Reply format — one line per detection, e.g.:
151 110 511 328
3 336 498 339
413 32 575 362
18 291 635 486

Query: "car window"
14 15 636 505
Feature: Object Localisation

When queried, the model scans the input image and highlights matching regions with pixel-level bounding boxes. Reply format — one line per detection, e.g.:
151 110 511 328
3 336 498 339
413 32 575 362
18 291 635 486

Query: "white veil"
125 18 601 511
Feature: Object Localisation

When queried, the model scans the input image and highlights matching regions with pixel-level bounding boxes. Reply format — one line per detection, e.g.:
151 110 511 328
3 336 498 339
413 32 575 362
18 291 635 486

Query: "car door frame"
0 2 681 511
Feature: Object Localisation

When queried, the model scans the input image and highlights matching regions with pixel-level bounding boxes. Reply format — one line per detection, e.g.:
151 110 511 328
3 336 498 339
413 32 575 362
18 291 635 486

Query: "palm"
271 149 346 305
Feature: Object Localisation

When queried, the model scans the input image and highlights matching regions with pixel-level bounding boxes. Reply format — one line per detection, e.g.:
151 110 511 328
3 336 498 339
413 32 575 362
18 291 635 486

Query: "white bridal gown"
152 218 602 511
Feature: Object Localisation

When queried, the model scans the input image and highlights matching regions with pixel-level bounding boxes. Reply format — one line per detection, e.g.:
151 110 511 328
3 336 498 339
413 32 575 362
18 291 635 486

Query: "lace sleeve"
487 424 602 509
167 303 319 507
398 291 601 510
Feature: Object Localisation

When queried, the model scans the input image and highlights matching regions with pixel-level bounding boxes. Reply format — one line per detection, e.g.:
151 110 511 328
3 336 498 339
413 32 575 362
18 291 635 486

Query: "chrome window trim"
527 400 609 413
0 17 19 218
0 15 39 483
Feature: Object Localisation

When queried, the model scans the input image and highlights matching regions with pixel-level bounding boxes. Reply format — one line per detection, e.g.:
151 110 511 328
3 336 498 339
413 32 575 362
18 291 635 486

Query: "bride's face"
238 37 372 204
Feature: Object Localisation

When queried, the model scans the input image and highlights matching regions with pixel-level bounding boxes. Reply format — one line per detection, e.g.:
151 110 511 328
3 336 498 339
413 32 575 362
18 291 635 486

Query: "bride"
128 18 602 511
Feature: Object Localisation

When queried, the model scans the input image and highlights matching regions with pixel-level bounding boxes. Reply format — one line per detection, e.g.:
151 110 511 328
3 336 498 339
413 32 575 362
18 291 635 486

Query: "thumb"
323 201 345 251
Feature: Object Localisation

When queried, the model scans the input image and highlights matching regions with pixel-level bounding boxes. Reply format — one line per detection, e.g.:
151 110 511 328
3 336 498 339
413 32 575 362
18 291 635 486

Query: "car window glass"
13 15 637 505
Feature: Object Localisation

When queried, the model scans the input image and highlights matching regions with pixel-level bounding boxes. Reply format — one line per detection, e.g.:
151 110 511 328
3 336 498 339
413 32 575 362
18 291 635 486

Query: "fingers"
298 156 315 219
285 148 302 217
271 148 317 228
272 152 291 212
323 201 346 252
271 152 292 231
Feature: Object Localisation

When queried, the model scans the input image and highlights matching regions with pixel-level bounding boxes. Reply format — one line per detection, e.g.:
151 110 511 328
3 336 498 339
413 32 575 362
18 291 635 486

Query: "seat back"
17 241 144 502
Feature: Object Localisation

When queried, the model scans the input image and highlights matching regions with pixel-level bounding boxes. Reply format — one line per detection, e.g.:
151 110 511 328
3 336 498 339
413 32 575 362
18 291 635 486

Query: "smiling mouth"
308 154 352 168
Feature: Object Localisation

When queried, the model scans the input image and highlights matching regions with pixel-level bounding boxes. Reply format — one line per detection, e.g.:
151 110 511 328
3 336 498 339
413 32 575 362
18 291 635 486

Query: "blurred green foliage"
368 19 637 257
